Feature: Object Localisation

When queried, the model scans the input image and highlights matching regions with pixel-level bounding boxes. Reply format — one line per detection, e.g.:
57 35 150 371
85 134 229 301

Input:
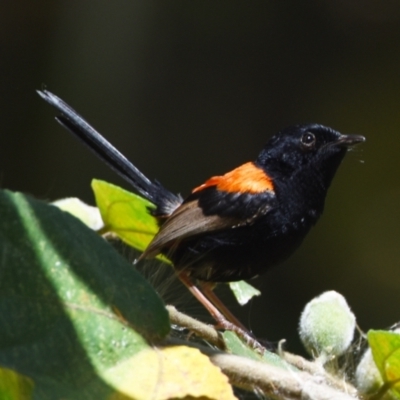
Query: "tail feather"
38 90 182 216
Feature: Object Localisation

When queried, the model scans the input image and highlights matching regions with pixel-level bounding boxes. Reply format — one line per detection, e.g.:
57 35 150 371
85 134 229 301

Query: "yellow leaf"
106 346 237 400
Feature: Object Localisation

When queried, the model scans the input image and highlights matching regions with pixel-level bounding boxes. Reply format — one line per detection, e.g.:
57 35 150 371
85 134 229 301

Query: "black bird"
38 90 365 345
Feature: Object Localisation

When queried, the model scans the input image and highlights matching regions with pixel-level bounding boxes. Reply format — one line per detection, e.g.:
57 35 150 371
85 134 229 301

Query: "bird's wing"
142 161 277 258
143 193 275 259
142 199 240 258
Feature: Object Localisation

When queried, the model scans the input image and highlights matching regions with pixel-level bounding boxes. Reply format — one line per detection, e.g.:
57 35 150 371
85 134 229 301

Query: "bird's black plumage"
38 90 365 284
155 124 365 281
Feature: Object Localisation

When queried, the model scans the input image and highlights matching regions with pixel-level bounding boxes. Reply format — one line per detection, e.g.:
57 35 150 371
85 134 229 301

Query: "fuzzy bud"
299 291 356 363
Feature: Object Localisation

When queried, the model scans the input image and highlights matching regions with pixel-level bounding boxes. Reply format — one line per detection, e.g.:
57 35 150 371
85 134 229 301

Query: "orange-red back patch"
192 162 274 194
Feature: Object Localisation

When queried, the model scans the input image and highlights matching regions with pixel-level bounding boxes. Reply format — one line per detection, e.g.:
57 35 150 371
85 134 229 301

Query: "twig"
282 352 358 397
166 305 226 349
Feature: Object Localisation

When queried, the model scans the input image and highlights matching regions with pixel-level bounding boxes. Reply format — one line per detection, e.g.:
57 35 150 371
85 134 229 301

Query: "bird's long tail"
37 90 182 216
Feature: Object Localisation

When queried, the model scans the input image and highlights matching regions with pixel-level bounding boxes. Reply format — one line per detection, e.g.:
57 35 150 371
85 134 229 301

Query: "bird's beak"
335 134 366 147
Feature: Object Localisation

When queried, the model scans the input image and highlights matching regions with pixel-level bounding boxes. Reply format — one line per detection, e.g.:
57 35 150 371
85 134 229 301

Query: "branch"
166 305 225 348
166 306 360 399
209 352 358 400
281 351 357 395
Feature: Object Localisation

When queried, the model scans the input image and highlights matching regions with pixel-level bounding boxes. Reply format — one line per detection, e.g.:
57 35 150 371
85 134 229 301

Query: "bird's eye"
301 132 316 148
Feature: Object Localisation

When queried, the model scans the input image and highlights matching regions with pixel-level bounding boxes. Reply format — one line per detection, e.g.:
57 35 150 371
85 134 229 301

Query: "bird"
38 90 365 346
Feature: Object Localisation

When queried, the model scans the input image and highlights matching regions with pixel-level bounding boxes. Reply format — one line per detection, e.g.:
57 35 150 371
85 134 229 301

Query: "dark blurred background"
2 1 400 353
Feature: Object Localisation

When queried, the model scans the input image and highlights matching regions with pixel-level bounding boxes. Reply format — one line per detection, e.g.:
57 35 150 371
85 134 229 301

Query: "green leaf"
222 331 297 371
368 330 400 397
0 367 34 400
0 189 169 399
228 281 261 305
91 179 159 252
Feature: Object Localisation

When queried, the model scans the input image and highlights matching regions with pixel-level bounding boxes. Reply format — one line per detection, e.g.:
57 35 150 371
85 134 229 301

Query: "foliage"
0 184 398 399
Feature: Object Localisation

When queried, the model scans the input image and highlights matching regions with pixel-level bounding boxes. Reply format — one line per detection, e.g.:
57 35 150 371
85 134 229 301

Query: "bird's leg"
198 281 247 331
178 271 263 351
